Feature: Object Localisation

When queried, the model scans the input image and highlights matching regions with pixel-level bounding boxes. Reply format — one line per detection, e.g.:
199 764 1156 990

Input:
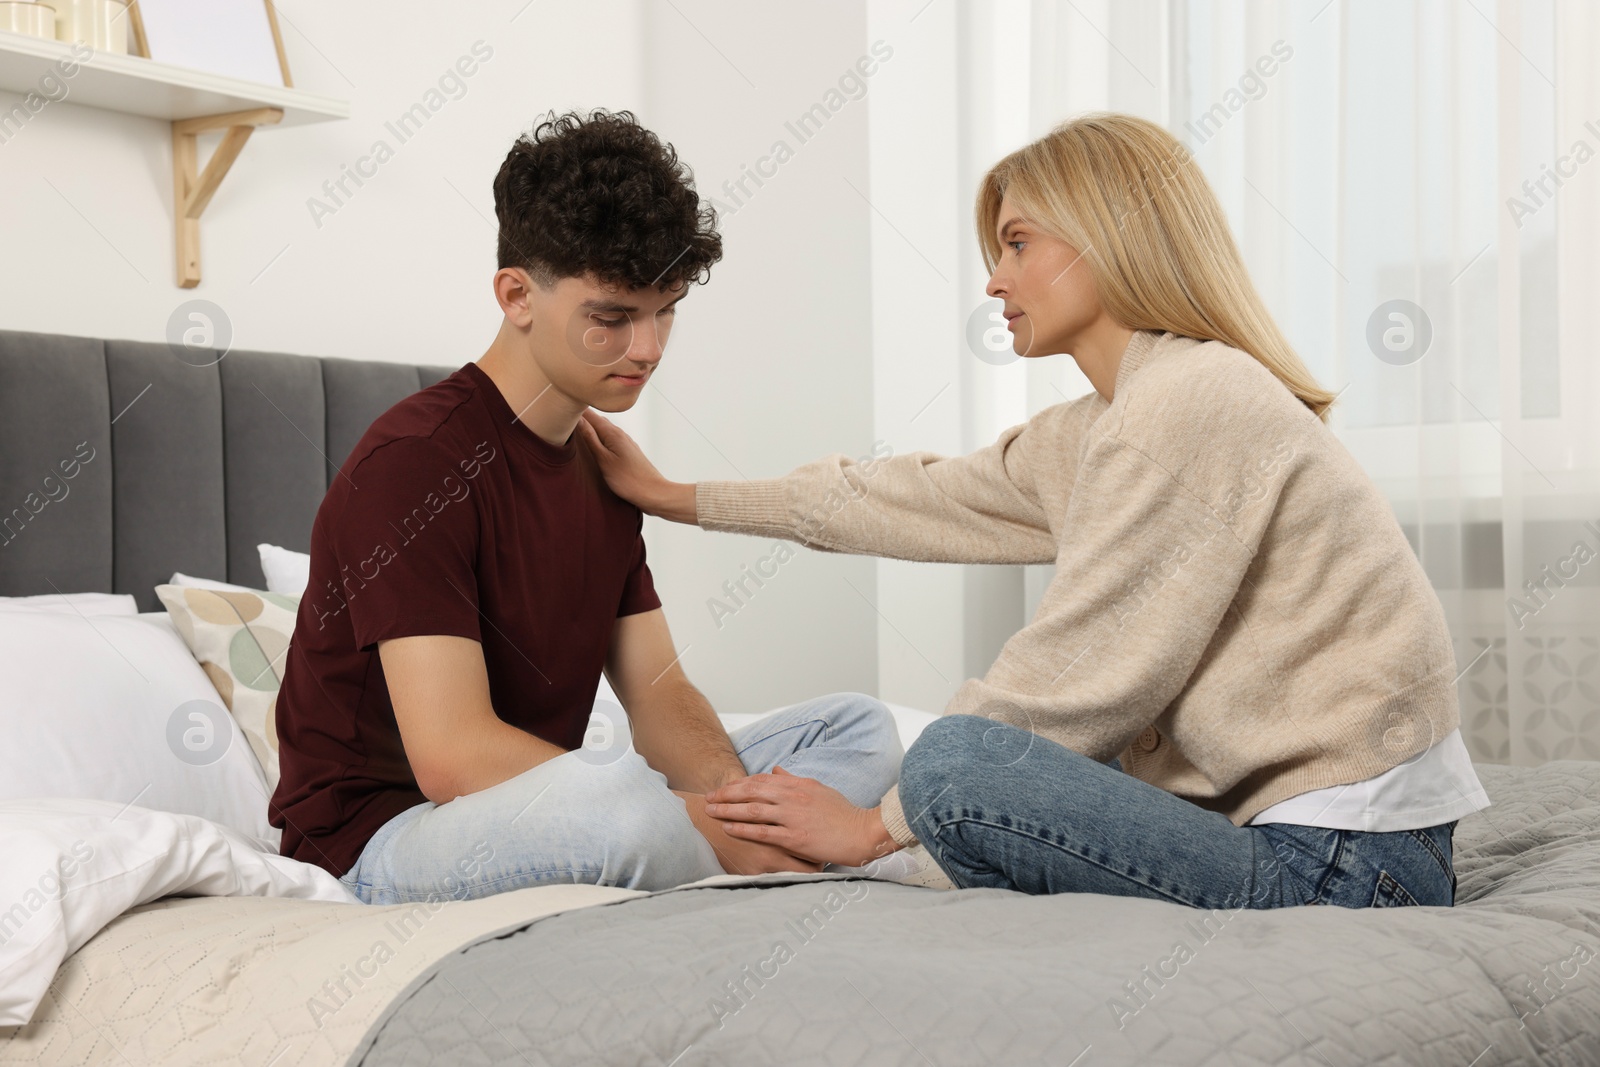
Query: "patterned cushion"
153 584 298 791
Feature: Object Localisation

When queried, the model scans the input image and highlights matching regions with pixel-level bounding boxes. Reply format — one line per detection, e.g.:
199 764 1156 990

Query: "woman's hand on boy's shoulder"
577 410 697 523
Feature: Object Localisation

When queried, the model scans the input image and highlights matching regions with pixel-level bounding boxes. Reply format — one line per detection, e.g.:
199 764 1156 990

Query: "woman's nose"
985 273 1007 298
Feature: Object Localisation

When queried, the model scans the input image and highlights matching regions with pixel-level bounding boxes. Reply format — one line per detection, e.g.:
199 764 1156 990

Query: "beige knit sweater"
695 329 1462 847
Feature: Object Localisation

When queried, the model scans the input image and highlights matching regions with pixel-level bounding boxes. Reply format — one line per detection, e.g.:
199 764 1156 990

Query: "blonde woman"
577 112 1488 908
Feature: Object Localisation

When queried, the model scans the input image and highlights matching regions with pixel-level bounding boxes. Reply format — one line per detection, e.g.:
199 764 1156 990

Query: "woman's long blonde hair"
977 112 1336 423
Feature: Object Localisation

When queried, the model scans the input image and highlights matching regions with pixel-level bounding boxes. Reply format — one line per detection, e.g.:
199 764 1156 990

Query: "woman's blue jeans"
899 715 1458 908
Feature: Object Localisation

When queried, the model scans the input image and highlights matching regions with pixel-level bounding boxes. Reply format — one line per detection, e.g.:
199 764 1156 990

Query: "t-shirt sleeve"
617 509 661 618
332 436 483 651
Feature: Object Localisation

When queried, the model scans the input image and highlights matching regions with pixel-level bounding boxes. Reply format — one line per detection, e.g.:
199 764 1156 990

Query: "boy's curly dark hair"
493 109 722 292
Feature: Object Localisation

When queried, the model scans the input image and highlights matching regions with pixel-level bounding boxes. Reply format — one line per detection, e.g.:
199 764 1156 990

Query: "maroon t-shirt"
270 361 661 876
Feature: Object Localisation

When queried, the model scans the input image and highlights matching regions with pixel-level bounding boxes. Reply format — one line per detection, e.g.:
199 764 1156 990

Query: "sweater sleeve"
948 425 1286 762
876 421 1291 850
877 783 920 847
694 420 1057 565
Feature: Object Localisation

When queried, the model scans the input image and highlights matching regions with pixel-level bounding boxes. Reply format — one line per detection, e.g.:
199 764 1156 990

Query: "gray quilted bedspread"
352 761 1600 1066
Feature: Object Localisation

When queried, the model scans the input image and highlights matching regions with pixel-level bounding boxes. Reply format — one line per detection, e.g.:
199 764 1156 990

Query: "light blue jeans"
339 692 903 905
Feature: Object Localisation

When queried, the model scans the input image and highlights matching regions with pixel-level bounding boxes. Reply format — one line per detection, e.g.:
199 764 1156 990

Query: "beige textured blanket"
0 882 643 1066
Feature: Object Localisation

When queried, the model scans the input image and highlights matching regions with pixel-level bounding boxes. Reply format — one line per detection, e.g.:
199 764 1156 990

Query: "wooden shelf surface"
0 30 348 127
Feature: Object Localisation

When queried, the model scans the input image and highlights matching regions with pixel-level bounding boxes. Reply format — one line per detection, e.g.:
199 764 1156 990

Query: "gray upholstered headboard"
0 329 455 610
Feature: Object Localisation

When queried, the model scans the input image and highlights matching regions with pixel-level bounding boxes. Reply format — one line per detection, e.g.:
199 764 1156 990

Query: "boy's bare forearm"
629 678 746 794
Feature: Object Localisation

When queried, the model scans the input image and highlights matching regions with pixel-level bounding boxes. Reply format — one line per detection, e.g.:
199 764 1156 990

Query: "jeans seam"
1372 870 1421 908
1405 826 1453 883
736 715 837 760
1308 830 1350 905
929 809 1204 909
355 866 607 905
470 866 606 894
1256 837 1321 907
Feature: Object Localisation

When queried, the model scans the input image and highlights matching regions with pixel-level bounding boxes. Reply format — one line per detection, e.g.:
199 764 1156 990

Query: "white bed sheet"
0 799 356 1027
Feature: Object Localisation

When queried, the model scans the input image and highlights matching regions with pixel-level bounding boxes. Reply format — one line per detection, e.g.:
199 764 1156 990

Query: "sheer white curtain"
887 0 1600 764
1171 0 1600 765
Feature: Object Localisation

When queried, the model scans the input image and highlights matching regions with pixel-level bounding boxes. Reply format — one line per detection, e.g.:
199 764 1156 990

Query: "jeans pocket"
1370 869 1422 908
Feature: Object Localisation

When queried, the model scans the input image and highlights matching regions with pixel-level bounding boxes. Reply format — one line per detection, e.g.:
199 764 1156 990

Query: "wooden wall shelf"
0 31 349 286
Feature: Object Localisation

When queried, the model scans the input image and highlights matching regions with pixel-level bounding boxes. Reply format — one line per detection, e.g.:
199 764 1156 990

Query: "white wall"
862 0 967 714
0 0 644 363
631 0 882 714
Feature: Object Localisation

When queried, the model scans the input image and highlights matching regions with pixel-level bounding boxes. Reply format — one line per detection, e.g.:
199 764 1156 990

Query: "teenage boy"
270 110 901 905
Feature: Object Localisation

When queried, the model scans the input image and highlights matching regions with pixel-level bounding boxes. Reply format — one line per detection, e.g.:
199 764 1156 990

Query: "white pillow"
0 592 137 616
168 572 254 593
881 702 940 750
0 798 357 1027
137 609 179 633
257 543 311 596
0 612 277 846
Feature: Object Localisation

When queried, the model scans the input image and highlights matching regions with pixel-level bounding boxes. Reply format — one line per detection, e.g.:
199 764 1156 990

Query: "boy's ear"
493 267 536 327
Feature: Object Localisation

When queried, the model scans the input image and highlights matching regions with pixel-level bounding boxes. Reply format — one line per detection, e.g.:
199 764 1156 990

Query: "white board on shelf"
136 0 284 88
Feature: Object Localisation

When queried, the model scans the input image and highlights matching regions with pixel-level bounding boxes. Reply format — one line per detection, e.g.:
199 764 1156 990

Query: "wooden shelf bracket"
171 106 284 288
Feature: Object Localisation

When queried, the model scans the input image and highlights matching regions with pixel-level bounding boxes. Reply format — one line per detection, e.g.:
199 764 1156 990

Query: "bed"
2 328 1598 1067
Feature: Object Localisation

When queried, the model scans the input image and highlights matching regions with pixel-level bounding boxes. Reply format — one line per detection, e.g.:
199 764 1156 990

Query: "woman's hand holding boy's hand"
705 767 901 869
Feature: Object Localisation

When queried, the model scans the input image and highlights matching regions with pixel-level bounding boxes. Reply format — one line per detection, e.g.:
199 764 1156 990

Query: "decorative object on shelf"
53 0 126 52
0 0 341 287
127 0 289 88
0 1 57 40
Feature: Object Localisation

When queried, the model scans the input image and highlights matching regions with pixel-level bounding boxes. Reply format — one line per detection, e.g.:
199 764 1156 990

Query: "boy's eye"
657 305 677 317
592 315 626 328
